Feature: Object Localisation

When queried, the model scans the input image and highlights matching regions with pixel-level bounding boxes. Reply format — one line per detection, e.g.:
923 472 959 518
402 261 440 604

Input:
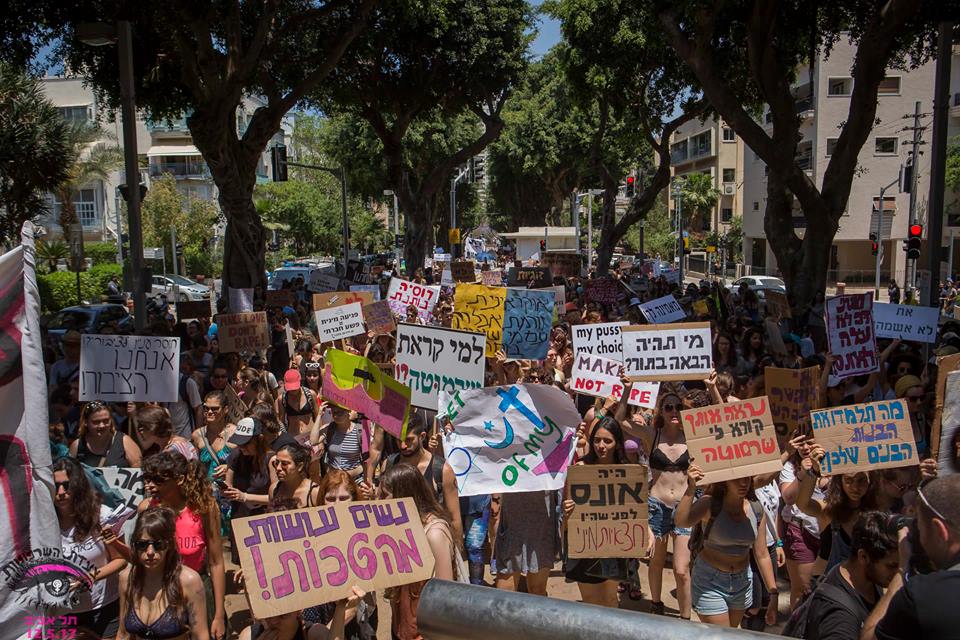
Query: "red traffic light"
909 224 923 238
627 176 635 185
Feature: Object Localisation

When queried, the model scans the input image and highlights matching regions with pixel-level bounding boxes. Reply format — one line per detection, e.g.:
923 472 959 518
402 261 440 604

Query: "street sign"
143 247 165 260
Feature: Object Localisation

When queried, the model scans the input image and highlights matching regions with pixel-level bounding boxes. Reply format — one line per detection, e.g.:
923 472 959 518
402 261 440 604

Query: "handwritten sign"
825 293 878 380
99 467 143 539
766 366 820 449
937 370 960 476
451 261 476 283
265 290 296 308
363 300 396 335
322 349 411 439
507 266 551 288
395 324 486 409
765 290 792 319
386 277 440 324
584 276 623 305
565 465 648 558
542 252 582 278
681 397 783 484
218 311 270 353
810 399 917 475
481 270 503 286
177 300 212 320
313 291 374 310
502 288 554 360
932 353 960 460
873 302 938 343
80 335 179 402
621 322 713 382
440 384 580 496
571 322 628 360
234 498 434 618
452 283 506 357
308 272 341 293
638 294 686 324
569 353 659 409
314 302 365 343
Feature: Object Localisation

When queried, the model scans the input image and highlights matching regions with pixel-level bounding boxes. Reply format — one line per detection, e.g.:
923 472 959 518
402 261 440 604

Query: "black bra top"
124 605 189 639
649 428 690 472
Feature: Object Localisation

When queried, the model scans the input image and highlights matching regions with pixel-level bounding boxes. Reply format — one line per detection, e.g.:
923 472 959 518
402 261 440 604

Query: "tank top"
76 430 129 467
151 499 206 572
703 503 759 557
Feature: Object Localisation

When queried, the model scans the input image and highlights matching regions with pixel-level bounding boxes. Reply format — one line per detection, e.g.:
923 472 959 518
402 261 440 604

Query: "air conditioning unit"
723 183 736 196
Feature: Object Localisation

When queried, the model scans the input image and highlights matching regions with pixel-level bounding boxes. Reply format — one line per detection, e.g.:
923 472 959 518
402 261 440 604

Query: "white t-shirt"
779 460 823 537
165 375 202 438
60 505 119 612
754 480 781 547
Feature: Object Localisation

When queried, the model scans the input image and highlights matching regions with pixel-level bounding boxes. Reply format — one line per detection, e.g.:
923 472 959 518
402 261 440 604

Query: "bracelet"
776 539 784 548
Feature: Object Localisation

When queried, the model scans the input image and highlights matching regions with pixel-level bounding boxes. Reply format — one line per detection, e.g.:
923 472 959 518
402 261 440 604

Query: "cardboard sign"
542 252 582 278
621 322 713 382
569 353 659 409
502 288 554 360
228 287 254 312
234 498 434 618
308 272 341 293
565 465 649 558
765 290 792 319
873 302 938 343
313 291 374 310
507 266 551 288
826 293 878 380
937 370 960 476
285 325 296 360
440 384 580 496
481 270 503 286
80 335 179 402
766 366 820 448
810 399 917 475
177 300 212 320
584 276 622 304
571 322 628 360
265 289 296 308
363 300 396 335
395 324 486 409
452 283 506 357
386 277 440 324
350 284 381 301
681 397 783 484
451 261 476 283
931 353 960 459
99 467 143 539
218 311 270 353
322 349 411 439
314 302 365 343
638 295 686 324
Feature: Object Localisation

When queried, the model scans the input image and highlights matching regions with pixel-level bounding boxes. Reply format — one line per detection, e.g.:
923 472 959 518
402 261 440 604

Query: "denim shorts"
648 495 692 538
691 556 753 616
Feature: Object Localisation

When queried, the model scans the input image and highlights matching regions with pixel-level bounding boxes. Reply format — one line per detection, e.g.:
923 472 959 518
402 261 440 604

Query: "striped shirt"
326 423 363 472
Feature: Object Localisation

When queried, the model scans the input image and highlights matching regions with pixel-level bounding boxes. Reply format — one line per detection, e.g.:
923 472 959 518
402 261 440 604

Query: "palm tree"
56 122 124 233
677 173 721 234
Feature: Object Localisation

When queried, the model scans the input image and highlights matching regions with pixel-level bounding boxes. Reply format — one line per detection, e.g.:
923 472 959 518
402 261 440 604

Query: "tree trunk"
403 201 434 276
594 178 620 275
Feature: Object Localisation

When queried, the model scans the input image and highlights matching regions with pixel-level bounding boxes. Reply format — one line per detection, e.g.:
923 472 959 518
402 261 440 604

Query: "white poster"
228 286 254 312
638 294 686 324
314 302 365 343
571 321 628 360
386 277 440 324
621 322 713 382
394 323 486 409
874 302 938 344
440 384 580 496
570 353 660 409
441 268 454 287
309 272 341 293
98 467 144 538
80 335 180 402
350 284 381 301
938 370 960 477
826 293 878 380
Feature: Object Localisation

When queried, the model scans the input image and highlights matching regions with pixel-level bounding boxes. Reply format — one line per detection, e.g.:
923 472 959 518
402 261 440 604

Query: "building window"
875 137 898 155
753 201 759 211
52 188 98 228
877 77 901 95
58 105 90 125
691 131 711 157
721 207 733 222
827 77 853 96
722 168 736 183
722 127 736 142
670 140 688 163
825 138 839 156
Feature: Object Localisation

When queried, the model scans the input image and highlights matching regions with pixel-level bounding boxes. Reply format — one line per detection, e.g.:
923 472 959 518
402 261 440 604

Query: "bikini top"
124 605 189 639
649 428 690 472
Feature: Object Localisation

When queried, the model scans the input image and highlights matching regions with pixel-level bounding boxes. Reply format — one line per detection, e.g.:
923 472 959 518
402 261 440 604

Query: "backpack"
782 571 864 638
688 496 763 563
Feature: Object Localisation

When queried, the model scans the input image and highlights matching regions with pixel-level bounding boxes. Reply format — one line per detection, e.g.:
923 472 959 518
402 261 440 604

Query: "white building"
499 226 577 260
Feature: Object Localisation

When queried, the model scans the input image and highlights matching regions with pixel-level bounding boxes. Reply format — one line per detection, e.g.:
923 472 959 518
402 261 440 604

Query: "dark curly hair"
53 457 101 542
126 507 185 620
850 511 899 562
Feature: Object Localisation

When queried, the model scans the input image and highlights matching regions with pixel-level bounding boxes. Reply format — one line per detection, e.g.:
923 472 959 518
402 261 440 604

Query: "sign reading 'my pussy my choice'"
571 322 627 360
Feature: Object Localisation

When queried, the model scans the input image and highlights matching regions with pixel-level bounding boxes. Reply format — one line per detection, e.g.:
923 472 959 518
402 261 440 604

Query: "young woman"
379 464 456 639
268 444 320 511
312 402 365 481
739 327 766 375
279 369 319 437
192 391 236 477
135 406 197 461
54 457 128 639
676 465 778 628
301 361 323 397
713 332 744 376
70 400 142 468
118 507 209 640
562 417 652 607
235 367 274 410
139 453 226 640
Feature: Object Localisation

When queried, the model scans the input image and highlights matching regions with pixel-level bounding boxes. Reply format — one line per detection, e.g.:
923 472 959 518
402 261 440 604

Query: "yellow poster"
452 283 506 357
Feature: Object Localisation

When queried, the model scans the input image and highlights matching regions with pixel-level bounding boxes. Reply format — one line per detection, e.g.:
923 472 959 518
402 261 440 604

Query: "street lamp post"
672 183 684 287
873 176 900 299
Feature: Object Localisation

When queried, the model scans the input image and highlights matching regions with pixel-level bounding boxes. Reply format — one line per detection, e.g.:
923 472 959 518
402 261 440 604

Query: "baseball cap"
229 417 263 446
284 369 302 391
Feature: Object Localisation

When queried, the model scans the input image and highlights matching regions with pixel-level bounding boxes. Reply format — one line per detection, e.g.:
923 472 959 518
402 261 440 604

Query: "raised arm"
674 463 712 529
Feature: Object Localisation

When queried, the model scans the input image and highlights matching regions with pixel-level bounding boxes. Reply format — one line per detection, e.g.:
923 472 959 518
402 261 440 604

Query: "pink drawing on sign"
531 431 575 476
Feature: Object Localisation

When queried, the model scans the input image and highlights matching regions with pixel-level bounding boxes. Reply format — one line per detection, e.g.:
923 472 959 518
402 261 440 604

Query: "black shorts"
74 598 121 638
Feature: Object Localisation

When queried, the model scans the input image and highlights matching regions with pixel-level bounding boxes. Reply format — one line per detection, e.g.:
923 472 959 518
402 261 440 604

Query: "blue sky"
530 12 562 57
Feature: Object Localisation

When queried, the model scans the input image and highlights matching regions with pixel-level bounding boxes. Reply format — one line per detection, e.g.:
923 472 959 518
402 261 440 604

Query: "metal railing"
148 161 210 178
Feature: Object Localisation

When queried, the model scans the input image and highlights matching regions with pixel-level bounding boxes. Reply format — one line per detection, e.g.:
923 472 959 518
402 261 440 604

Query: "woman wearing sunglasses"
70 400 142 468
300 361 323 398
119 507 209 640
135 406 197 461
192 390 236 533
54 457 128 639
268 444 320 511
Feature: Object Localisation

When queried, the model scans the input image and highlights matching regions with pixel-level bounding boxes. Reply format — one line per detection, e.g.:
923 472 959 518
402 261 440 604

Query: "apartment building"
741 39 937 287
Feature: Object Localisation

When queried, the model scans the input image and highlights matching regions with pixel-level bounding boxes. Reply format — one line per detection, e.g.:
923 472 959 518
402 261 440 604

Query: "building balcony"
147 116 191 135
149 160 211 179
951 92 960 119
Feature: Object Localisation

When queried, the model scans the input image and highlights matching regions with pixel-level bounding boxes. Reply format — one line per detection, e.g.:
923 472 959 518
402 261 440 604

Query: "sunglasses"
203 405 222 412
134 539 169 553
662 403 680 412
142 475 172 485
55 480 71 492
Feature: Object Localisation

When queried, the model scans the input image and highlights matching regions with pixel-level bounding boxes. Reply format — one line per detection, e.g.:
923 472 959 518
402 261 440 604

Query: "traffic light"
271 145 288 182
870 232 878 256
175 243 184 257
906 224 922 260
626 175 636 198
470 156 486 183
682 236 691 255
539 239 546 252
118 182 147 202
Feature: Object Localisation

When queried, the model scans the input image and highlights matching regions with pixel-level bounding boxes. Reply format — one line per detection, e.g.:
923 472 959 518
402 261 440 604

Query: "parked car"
268 263 336 290
727 276 786 297
151 274 210 301
45 304 133 353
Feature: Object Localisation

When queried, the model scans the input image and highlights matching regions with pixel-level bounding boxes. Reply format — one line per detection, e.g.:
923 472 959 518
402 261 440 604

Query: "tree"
316 0 531 270
58 0 376 298
653 0 946 312
624 197 674 260
676 173 721 235
141 174 218 268
948 136 960 192
0 62 72 242
56 123 123 233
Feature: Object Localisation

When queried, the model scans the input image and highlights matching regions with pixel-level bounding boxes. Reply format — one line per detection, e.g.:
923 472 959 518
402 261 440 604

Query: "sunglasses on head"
134 539 169 552
304 362 321 370
82 401 107 415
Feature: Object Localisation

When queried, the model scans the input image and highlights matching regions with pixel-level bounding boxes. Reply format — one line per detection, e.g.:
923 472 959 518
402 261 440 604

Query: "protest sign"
766 366 820 448
350 284 381 301
638 294 686 324
176 300 212 320
662 269 680 285
584 276 622 304
218 311 270 353
937 370 960 476
228 286 253 312
502 288 554 360
440 268 454 287
873 302 938 343
453 283 506 357
451 261 476 283
313 291 375 310
265 289 296 308
308 272 341 293
825 293 878 379
681 397 783 484
314 302 365 343
285 325 296 360
481 270 503 286
234 498 434 618
363 300 396 335
810 399 917 475
765 290 792 319
621 322 713 382
569 353 659 409
932 353 960 459
440 384 580 496
386 278 440 324
345 259 374 285
98 467 143 539
571 322 628 360
395 324 486 409
542 252 582 278
433 252 451 263
80 335 179 402
507 266 551 288
322 349 411 439
565 465 649 558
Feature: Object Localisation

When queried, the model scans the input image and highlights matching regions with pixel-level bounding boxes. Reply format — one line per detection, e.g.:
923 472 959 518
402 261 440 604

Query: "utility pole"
450 166 469 260
903 100 927 292
170 227 178 277
673 183 684 287
874 176 900 299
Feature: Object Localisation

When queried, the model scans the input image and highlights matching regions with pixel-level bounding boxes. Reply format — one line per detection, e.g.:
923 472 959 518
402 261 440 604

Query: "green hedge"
37 263 123 312
85 242 120 266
